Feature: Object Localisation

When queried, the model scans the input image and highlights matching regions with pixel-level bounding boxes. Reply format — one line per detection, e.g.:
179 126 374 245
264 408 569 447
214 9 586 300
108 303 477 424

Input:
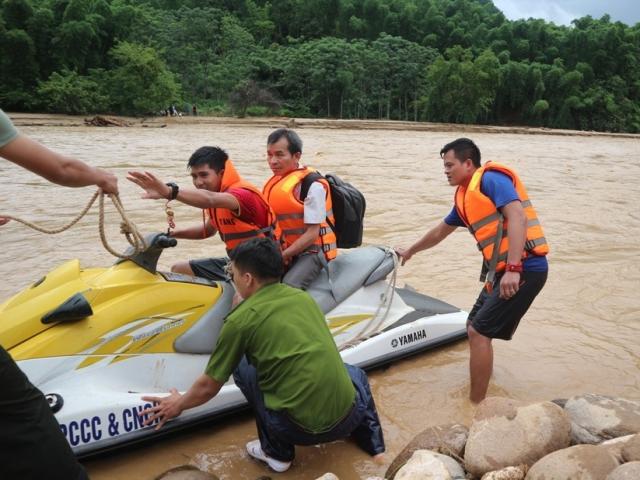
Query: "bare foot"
372 452 386 465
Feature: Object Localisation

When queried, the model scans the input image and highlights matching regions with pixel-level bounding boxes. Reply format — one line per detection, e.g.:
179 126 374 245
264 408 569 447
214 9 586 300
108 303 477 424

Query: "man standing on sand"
140 238 385 473
1 108 118 480
396 138 548 403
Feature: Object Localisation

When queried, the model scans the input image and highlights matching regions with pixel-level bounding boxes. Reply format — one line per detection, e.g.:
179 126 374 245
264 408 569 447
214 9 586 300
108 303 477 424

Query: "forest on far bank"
1 0 639 133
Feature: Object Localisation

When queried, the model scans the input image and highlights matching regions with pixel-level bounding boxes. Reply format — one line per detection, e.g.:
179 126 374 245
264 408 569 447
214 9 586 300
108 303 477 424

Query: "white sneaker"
246 439 292 472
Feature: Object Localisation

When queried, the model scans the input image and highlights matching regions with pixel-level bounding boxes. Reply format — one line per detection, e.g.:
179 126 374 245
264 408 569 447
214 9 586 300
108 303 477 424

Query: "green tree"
107 42 181 115
422 47 500 124
2 0 33 30
0 28 39 108
0 0 636 131
37 69 108 114
26 7 57 79
54 19 99 71
229 79 280 117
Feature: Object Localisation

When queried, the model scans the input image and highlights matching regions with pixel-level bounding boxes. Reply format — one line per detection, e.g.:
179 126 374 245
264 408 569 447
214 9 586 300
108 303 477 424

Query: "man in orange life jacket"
128 146 279 281
396 138 548 403
263 129 337 289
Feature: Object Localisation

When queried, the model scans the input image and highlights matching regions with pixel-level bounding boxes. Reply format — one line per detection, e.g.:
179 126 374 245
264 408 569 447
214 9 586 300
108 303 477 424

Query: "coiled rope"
1 189 147 258
338 247 399 351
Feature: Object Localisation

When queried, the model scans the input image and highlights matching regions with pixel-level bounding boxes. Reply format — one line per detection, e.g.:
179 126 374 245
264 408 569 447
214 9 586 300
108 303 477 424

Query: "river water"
1 120 639 479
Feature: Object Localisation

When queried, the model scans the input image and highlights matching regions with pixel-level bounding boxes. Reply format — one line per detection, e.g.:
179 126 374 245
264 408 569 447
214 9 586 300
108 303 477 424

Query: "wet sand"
9 112 640 138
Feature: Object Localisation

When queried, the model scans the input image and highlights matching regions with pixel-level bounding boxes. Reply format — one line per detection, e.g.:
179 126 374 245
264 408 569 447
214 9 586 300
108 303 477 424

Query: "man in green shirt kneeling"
141 237 385 472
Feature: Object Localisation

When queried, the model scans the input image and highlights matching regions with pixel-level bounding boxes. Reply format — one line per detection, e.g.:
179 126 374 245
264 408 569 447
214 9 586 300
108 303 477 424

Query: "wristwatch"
165 182 179 200
505 263 523 273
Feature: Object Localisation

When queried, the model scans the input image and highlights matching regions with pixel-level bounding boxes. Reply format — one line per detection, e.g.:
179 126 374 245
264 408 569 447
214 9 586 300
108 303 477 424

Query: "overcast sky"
492 0 640 26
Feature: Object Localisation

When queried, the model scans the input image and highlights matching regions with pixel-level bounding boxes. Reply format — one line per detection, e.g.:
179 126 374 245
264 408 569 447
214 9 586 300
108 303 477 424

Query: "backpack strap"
300 170 337 236
300 171 324 201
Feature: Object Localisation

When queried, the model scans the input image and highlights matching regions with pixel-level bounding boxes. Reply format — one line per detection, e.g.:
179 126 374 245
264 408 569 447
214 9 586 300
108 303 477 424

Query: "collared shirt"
206 282 355 433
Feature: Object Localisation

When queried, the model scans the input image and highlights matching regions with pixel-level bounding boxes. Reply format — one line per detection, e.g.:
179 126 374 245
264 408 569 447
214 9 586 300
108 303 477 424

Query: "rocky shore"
155 393 640 479
342 393 640 480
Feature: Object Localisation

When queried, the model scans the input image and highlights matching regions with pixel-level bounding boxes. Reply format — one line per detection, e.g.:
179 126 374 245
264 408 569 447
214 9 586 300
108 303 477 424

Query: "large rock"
481 465 527 480
394 450 452 480
606 462 640 480
464 397 571 477
564 394 640 444
434 454 465 480
154 465 219 480
622 434 640 462
601 434 637 463
525 444 619 480
385 424 468 479
472 397 521 422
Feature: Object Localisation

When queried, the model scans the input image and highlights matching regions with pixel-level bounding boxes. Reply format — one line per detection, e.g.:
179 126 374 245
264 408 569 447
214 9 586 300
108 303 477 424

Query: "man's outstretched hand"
128 171 171 200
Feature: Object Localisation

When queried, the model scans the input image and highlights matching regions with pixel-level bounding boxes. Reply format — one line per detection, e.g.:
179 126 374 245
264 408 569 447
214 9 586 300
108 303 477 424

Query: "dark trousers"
233 357 385 462
0 346 88 480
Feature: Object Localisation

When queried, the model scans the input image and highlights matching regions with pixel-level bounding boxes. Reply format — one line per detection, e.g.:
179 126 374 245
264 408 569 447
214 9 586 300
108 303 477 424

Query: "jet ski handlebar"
114 232 177 274
155 234 178 249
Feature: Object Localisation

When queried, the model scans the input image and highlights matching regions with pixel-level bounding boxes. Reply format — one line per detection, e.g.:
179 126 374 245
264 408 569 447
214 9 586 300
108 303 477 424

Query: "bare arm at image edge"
0 110 118 194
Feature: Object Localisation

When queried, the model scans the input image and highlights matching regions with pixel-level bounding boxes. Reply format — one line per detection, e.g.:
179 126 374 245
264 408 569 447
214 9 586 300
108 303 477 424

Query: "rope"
165 201 176 233
3 190 101 234
338 247 399 351
1 189 147 258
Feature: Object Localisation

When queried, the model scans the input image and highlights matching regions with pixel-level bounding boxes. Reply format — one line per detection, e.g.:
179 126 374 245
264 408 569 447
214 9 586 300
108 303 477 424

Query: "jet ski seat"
173 282 234 354
174 246 396 354
306 246 395 314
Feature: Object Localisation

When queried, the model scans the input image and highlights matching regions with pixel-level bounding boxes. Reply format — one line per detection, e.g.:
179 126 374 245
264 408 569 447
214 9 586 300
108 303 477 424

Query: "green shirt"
0 110 19 148
206 283 356 433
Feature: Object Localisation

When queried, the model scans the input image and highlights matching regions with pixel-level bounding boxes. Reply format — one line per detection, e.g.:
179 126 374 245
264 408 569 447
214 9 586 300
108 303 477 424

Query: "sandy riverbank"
7 112 639 139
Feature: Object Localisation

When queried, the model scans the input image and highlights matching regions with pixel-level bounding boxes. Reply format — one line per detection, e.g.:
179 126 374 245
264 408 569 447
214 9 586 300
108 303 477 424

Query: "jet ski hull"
1 237 468 456
17 304 467 457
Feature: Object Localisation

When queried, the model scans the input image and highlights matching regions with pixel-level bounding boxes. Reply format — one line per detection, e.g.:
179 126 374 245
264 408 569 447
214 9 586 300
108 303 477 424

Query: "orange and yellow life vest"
207 159 281 254
454 162 549 281
263 167 337 261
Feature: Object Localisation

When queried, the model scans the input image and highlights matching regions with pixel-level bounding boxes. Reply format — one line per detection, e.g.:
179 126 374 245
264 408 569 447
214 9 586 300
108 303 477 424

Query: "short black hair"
187 146 228 172
267 128 303 155
440 138 481 168
229 238 283 281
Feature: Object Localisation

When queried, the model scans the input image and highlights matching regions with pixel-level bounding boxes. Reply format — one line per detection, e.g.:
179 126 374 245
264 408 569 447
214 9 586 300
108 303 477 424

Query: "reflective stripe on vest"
220 225 276 242
209 159 281 254
454 162 549 282
476 218 544 250
263 167 337 261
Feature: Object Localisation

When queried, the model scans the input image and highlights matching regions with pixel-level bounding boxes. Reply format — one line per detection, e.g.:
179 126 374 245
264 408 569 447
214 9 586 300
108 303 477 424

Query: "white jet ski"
0 233 467 456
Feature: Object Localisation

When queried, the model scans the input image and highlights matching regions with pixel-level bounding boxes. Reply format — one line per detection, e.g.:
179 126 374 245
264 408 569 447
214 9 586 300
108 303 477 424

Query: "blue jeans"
233 357 385 462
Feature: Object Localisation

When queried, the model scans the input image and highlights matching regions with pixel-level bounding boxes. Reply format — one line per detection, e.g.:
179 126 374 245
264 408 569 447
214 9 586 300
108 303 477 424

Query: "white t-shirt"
303 181 327 224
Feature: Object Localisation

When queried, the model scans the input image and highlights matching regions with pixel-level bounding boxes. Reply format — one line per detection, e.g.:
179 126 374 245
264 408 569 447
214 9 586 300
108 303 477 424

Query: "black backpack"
300 171 366 248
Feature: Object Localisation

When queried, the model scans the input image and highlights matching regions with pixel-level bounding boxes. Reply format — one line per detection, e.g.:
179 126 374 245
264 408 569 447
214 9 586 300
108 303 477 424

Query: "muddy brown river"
1 117 639 479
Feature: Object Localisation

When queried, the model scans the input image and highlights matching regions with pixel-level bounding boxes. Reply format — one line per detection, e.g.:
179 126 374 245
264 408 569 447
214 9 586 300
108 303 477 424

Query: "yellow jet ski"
0 233 467 456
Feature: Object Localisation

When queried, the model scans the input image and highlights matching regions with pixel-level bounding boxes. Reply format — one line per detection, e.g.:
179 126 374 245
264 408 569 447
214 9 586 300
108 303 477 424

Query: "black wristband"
165 182 179 200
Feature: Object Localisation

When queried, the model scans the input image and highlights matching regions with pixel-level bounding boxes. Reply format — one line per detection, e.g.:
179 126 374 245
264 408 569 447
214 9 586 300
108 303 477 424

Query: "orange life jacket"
454 162 549 281
207 159 281 254
263 166 337 261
